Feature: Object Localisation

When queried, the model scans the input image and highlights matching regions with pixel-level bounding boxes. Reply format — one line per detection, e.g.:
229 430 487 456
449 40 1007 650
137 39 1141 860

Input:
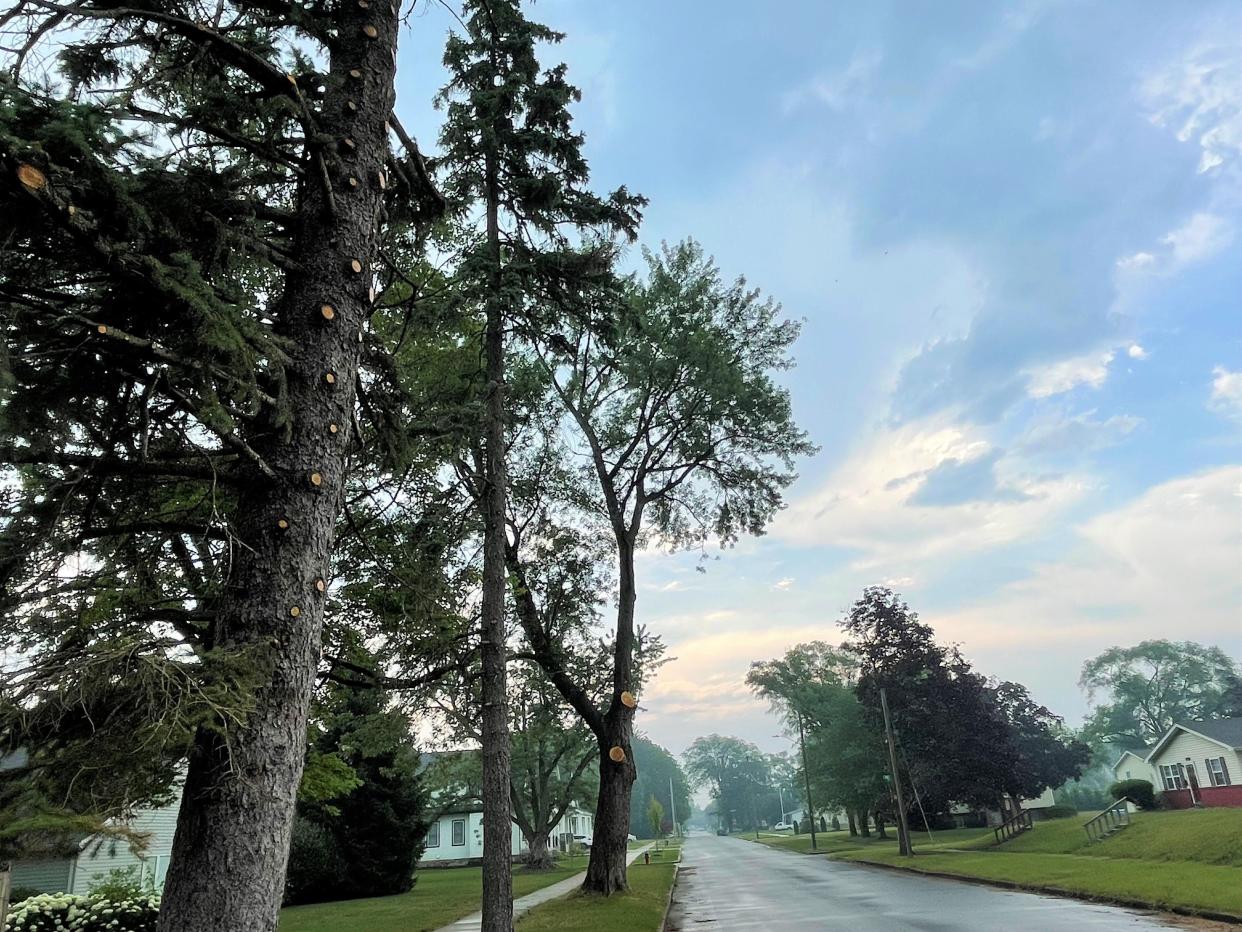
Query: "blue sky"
397 0 1242 755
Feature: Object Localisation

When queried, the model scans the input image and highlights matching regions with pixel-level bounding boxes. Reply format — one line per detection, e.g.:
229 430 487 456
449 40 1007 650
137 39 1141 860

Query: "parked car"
716 827 728 836
627 833 637 842
572 833 593 848
774 820 794 831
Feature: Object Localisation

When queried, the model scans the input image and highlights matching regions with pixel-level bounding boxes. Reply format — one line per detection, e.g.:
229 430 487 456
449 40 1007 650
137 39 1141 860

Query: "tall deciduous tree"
0 3 441 928
1080 640 1242 749
629 737 691 838
436 3 640 922
513 240 814 891
682 735 770 833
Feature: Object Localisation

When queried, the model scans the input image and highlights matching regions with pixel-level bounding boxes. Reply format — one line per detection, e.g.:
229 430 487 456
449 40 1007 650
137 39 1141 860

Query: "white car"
572 833 593 848
627 834 637 842
774 821 794 831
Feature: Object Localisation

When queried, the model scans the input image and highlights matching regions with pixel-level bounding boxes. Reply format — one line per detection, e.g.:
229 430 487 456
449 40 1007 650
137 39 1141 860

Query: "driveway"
666 833 1179 931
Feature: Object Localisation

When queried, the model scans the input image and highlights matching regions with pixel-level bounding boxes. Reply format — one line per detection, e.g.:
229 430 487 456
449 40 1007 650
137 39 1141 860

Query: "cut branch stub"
328 422 340 435
309 471 323 487
347 176 360 188
324 371 337 386
358 0 370 7
314 578 326 593
347 100 359 112
608 746 626 763
348 258 363 274
620 691 638 708
289 606 301 618
377 169 387 189
94 324 108 335
367 286 376 303
276 517 290 530
16 164 47 191
319 303 336 321
341 137 357 152
362 24 378 39
349 68 362 79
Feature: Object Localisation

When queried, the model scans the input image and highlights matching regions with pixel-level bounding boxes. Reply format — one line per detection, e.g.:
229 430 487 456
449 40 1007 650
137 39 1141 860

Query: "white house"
419 804 595 865
1111 748 1156 785
1143 717 1242 808
8 784 182 896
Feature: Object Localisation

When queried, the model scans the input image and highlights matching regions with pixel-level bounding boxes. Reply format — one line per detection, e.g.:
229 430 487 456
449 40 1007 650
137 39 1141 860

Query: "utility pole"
796 711 818 852
879 688 913 857
669 775 679 838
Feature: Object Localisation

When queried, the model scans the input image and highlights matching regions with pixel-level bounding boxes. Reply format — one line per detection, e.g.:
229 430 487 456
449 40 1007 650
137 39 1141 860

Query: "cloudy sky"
396 0 1242 756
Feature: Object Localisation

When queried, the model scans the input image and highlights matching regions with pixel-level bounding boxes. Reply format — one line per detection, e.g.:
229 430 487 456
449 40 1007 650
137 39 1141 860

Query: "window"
1159 763 1187 791
1206 757 1231 787
452 819 466 846
426 821 440 848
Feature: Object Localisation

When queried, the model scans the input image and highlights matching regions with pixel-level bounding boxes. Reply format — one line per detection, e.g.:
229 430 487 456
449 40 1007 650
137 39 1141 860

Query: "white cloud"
1209 366 1242 419
781 49 882 114
1127 344 1148 360
773 577 795 591
773 417 1085 571
927 466 1242 653
1142 33 1242 173
1161 212 1233 266
1116 251 1156 271
1025 350 1114 398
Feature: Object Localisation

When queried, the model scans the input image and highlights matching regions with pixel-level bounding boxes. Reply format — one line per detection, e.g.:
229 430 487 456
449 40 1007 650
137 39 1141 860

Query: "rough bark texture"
156 7 398 931
523 831 554 870
847 811 858 836
581 541 637 895
479 139 513 932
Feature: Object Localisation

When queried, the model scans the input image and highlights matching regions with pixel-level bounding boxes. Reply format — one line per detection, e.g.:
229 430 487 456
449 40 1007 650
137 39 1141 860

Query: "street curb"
840 855 1242 926
659 863 680 932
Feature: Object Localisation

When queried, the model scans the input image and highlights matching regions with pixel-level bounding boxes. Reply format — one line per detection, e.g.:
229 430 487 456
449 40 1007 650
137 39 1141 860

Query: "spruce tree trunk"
479 130 513 932
157 8 399 932
581 541 637 895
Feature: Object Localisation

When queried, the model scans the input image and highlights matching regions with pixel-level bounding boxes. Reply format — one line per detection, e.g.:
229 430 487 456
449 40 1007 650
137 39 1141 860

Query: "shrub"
1039 805 1078 820
1108 779 1156 810
284 816 345 906
6 888 43 906
4 891 160 931
87 866 152 901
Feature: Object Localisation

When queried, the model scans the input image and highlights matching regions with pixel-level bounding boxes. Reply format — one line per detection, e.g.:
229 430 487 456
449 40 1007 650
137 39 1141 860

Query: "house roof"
1111 748 1150 769
1146 717 1242 762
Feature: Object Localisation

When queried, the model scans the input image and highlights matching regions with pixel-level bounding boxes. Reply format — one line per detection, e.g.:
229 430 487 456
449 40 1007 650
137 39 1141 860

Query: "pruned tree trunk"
479 102 513 932
858 812 871 837
874 810 887 839
581 540 638 895
847 811 857 836
156 8 399 932
583 728 635 895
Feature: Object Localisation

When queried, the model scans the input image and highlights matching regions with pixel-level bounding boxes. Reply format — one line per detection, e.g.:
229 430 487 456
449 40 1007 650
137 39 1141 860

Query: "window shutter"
1220 756 1232 786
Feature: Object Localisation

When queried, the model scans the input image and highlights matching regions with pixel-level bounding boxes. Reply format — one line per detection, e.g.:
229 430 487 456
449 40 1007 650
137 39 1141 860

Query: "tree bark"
479 93 513 932
858 812 871 837
874 810 887 839
524 830 555 870
156 7 398 932
581 538 637 895
847 811 857 836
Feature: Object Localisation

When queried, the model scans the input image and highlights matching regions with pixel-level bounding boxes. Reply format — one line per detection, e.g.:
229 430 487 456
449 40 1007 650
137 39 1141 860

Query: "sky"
394 0 1242 758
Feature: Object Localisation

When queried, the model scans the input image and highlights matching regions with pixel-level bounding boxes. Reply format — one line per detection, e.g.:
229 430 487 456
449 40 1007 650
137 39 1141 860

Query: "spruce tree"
436 1 641 922
0 3 440 929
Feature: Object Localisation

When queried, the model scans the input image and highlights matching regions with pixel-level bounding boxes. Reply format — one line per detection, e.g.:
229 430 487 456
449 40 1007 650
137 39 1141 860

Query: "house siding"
1150 729 1242 807
9 859 73 895
419 806 592 864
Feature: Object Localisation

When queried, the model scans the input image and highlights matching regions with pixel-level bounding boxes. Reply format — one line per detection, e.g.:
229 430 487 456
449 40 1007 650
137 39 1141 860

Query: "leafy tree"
1079 640 1242 750
748 643 889 835
435 0 641 914
841 588 1087 815
682 735 770 833
286 669 428 905
511 240 814 891
646 796 664 839
629 737 691 838
0 3 442 928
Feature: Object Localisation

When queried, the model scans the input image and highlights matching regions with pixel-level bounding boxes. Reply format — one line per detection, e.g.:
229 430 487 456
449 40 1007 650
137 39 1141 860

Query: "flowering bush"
3 891 160 931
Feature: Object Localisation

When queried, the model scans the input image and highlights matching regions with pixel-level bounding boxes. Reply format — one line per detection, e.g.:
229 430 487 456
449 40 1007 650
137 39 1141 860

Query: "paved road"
666 833 1179 931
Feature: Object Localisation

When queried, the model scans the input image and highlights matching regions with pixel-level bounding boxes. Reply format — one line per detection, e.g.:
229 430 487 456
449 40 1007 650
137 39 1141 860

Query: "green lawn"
830 809 1242 920
279 863 582 932
745 826 993 855
516 862 677 931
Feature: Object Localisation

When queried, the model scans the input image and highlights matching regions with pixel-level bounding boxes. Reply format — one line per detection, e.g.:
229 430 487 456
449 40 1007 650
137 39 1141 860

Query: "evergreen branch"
0 449 239 483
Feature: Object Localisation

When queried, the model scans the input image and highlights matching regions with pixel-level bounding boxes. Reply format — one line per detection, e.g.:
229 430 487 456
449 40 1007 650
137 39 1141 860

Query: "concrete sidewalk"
436 843 654 932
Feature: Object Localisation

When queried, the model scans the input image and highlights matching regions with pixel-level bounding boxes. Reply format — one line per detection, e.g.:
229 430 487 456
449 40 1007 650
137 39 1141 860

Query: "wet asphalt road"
666 833 1179 931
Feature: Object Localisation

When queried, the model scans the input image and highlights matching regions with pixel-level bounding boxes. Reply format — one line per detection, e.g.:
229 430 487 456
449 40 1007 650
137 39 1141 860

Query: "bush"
87 866 152 901
284 816 345 906
6 888 42 906
4 891 160 931
1109 779 1156 810
1038 805 1078 820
